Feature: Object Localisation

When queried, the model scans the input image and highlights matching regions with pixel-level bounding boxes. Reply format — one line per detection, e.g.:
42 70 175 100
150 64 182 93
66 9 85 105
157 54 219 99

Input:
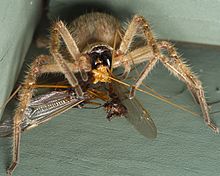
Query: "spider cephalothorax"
85 44 113 84
87 44 112 69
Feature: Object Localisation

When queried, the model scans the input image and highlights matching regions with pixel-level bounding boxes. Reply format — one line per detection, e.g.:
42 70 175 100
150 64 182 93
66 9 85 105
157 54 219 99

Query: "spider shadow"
48 1 133 22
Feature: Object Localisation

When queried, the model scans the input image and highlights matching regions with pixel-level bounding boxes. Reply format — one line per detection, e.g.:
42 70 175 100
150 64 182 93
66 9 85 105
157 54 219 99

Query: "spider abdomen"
69 12 121 50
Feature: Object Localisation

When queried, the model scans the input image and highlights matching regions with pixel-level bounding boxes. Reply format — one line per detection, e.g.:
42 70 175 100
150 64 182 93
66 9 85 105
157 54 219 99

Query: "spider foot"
6 162 17 176
205 120 219 133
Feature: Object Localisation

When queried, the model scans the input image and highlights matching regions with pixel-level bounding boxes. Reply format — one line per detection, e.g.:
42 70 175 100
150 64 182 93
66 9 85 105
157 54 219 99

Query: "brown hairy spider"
6 12 218 175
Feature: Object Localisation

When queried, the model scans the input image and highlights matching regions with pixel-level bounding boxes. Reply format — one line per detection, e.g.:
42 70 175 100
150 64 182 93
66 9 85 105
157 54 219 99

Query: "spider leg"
53 21 89 81
50 52 83 97
113 46 153 69
50 21 88 97
7 55 50 176
122 16 218 132
125 16 161 98
39 60 91 74
158 41 219 133
118 18 140 79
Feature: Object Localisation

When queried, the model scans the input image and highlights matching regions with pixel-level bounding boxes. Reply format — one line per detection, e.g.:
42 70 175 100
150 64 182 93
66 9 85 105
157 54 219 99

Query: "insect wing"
0 91 88 137
0 119 12 137
115 84 157 139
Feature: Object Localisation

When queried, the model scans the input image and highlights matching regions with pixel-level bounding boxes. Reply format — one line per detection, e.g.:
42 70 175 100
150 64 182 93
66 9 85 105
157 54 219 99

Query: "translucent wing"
0 91 89 137
114 84 157 139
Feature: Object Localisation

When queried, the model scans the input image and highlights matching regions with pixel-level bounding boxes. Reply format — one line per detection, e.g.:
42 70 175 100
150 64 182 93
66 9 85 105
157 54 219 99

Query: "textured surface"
0 0 42 117
0 41 220 176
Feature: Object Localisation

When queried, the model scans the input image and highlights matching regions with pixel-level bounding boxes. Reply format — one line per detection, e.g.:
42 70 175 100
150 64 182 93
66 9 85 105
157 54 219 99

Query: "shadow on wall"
48 1 133 22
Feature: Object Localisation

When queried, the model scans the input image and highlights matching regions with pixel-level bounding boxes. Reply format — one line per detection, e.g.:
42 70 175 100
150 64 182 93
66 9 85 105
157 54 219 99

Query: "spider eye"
88 46 112 69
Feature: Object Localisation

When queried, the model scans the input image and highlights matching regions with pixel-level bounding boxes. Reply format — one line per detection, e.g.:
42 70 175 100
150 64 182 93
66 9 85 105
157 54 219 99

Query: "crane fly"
0 82 157 139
